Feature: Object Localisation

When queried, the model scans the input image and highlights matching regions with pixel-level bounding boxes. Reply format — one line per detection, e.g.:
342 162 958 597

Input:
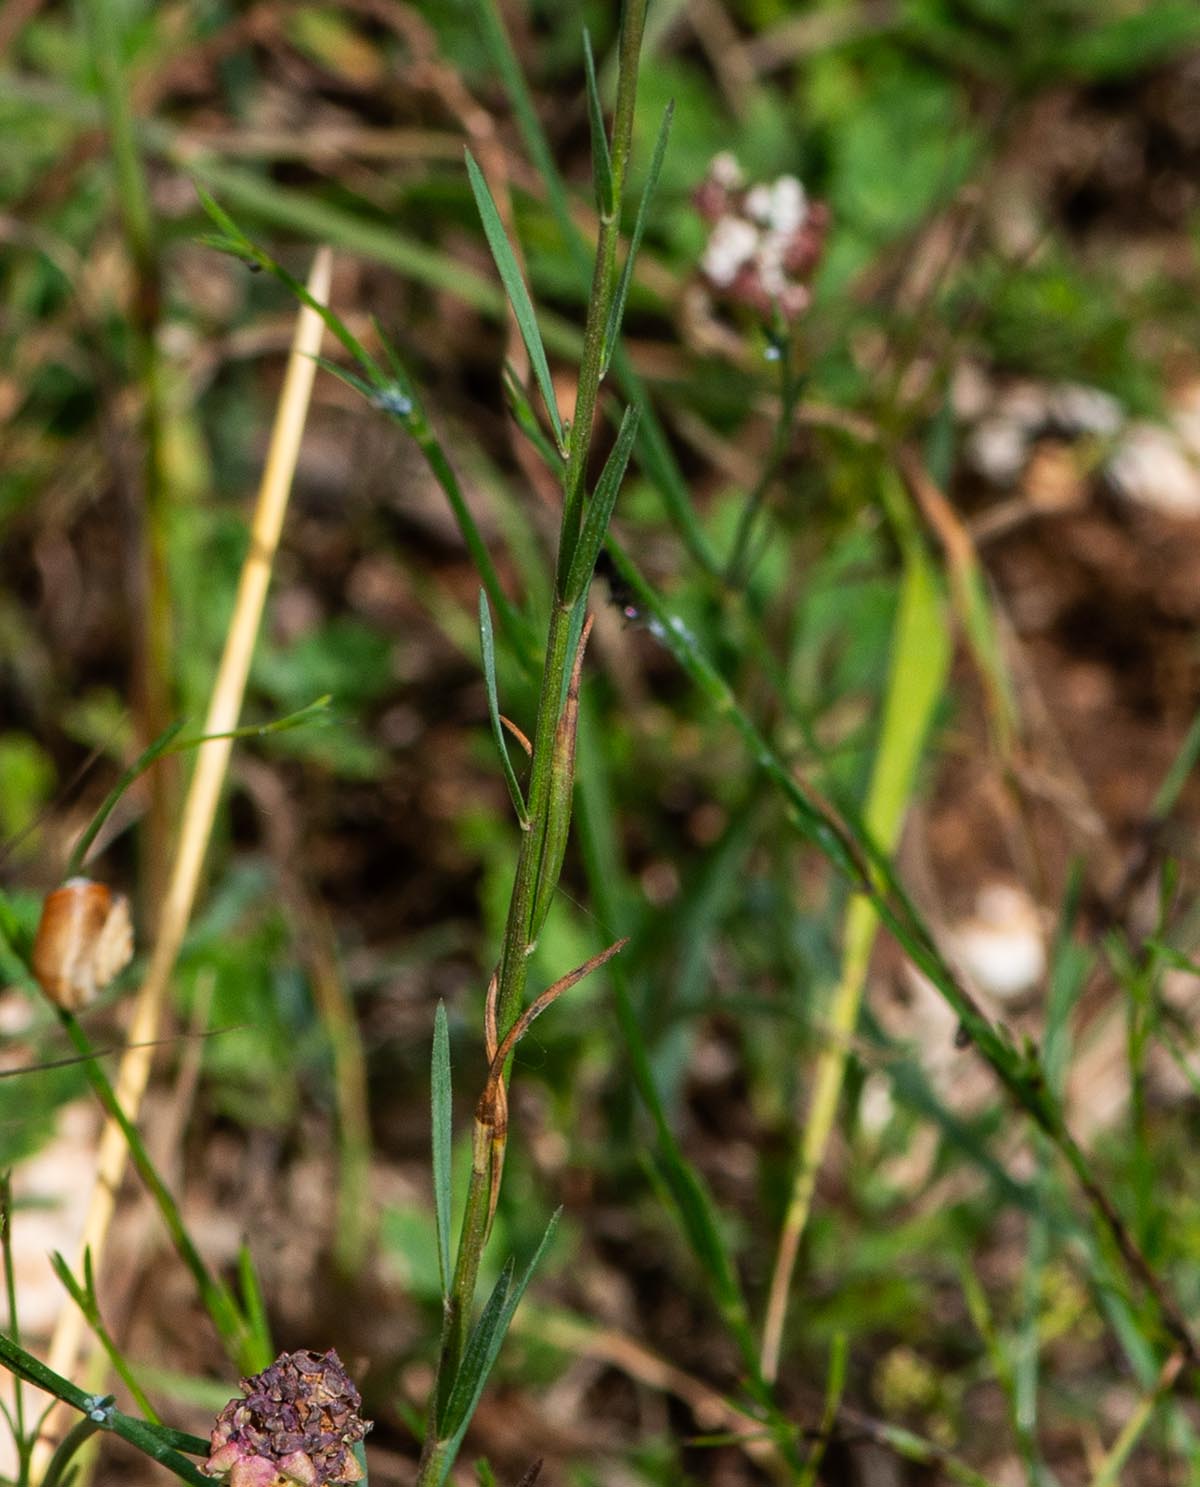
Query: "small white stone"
995 380 1052 430
1107 421 1200 516
1048 382 1124 437
1169 382 1200 460
859 1072 895 1138
951 361 992 422
955 883 1045 1002
966 416 1031 484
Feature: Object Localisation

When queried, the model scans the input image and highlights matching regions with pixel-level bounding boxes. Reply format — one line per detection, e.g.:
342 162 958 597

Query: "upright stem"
417 8 650 1479
555 0 648 591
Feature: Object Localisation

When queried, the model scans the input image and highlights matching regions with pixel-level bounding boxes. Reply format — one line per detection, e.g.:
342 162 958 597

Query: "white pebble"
966 416 1031 485
1107 421 1200 516
954 883 1046 1002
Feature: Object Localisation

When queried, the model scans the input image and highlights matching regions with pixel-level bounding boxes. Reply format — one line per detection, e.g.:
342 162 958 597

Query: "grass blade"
760 471 952 1379
431 1002 454 1301
236 1244 274 1372
582 30 614 215
464 151 565 452
435 1210 560 1478
602 100 673 377
437 1262 513 1440
561 405 640 602
478 592 528 826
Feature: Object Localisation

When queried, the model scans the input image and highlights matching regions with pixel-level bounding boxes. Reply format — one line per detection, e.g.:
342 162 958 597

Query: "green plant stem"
494 599 575 1036
428 1128 493 1444
51 1256 160 1422
417 11 650 1477
55 1012 252 1368
41 1413 104 1487
0 1335 209 1485
414 593 578 1480
555 0 647 586
725 346 801 586
472 0 719 576
1 1176 27 1465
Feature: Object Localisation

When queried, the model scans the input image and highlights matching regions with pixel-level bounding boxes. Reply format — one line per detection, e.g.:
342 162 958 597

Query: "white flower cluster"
694 153 828 324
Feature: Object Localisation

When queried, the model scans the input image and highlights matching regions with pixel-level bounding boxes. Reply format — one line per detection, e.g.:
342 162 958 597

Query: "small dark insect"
593 549 642 624
954 1021 971 1049
514 1462 543 1487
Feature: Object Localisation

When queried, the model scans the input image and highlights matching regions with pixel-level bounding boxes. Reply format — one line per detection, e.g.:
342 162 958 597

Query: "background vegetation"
5 0 1200 1482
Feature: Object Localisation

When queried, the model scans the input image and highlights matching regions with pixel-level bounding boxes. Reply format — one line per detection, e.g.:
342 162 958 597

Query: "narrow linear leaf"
503 362 565 476
237 1244 274 1371
434 1211 561 1483
602 100 674 376
196 189 379 378
562 405 640 602
438 1262 513 1440
464 151 564 450
649 1150 752 1356
431 1001 453 1300
108 1412 211 1485
65 720 185 877
582 30 614 215
479 592 528 826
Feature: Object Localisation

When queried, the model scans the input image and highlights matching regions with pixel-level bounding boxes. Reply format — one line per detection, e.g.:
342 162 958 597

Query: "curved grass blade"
50 1249 160 1422
437 1262 513 1441
434 1211 560 1481
503 363 566 477
602 100 673 377
561 405 640 603
582 30 614 216
237 1243 274 1373
464 151 565 452
64 720 185 878
479 593 529 827
65 699 331 879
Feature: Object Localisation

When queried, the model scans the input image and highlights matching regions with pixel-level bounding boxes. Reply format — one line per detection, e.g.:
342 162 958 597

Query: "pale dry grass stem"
33 247 332 1481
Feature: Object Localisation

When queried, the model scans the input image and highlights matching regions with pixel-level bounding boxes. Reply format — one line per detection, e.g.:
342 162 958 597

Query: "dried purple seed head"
203 1350 371 1487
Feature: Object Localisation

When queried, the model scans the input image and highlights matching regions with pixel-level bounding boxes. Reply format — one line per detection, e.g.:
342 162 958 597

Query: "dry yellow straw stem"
36 246 332 1469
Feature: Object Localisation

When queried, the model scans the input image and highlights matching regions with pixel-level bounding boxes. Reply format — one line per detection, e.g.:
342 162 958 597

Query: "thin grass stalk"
471 0 719 576
34 250 332 1480
1088 1350 1184 1487
81 0 174 900
416 8 649 1476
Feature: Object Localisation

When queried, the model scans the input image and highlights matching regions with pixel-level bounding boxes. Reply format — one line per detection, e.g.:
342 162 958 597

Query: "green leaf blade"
582 30 614 216
433 1211 561 1484
478 592 529 826
464 151 565 451
602 100 674 377
562 405 640 602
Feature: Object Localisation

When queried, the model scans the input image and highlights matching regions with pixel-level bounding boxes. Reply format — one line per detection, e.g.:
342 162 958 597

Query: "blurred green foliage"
4 0 1200 1481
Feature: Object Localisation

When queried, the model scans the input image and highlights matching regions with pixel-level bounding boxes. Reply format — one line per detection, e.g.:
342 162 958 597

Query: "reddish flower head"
203 1350 371 1487
694 153 830 325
